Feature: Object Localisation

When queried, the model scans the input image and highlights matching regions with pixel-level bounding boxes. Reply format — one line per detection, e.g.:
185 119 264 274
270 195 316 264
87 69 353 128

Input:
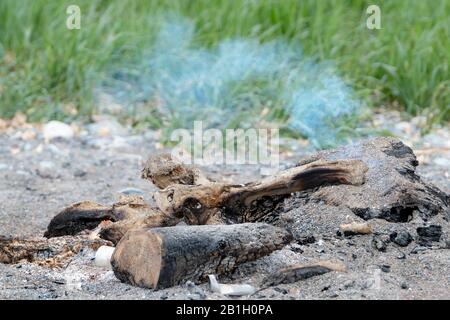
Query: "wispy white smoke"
104 15 360 147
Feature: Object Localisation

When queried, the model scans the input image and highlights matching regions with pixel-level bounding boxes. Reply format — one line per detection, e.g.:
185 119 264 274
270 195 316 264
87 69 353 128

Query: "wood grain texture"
111 223 292 289
0 235 111 267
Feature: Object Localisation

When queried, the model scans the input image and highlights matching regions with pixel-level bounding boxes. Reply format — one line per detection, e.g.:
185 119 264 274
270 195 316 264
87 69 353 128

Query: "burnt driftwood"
280 137 449 245
261 261 346 287
45 196 178 244
111 223 292 289
153 158 368 225
44 201 115 238
44 156 368 243
294 137 449 222
42 137 448 253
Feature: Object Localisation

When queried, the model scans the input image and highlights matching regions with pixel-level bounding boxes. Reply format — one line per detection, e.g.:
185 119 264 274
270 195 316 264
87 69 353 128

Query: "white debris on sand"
95 246 115 269
208 275 256 296
43 121 75 142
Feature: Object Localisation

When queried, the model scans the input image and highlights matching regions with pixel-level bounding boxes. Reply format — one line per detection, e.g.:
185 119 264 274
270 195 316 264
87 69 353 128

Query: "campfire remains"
0 137 448 292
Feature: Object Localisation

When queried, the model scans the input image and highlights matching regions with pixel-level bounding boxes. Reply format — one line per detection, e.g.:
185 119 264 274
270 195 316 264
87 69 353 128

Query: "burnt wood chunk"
111 223 292 289
44 201 116 238
44 196 179 244
261 261 346 287
153 159 368 225
281 137 449 243
99 210 180 245
141 153 211 189
294 137 449 223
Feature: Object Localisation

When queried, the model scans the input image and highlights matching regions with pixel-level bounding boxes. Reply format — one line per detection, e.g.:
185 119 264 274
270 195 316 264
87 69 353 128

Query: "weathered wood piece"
111 223 292 289
141 153 211 189
99 209 179 244
154 159 368 225
45 196 179 244
0 235 111 267
295 137 449 222
261 261 346 287
44 201 116 238
280 137 449 243
339 222 372 236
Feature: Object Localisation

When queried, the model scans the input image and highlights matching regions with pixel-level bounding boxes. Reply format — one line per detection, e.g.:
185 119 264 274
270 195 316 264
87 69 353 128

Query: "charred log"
111 223 292 289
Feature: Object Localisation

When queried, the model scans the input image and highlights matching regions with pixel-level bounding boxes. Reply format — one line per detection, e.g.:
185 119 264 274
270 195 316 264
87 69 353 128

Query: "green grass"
0 0 449 125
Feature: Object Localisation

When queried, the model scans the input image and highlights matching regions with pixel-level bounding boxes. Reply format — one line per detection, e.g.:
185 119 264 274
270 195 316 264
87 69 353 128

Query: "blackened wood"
153 159 368 225
111 223 292 289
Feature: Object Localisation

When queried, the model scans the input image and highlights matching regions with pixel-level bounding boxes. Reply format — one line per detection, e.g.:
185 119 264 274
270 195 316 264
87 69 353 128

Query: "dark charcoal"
297 235 316 245
390 231 413 247
416 225 442 246
372 235 388 252
380 265 391 273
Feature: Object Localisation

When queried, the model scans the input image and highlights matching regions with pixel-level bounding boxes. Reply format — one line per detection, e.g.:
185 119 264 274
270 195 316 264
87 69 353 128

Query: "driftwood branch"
111 223 292 289
45 196 179 244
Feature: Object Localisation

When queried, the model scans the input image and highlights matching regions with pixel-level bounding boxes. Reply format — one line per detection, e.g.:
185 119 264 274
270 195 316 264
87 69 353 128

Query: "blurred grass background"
0 0 449 126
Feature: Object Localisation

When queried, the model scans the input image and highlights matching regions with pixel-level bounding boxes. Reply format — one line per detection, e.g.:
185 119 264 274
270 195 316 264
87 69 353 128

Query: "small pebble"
36 161 57 179
74 169 87 178
372 235 388 252
390 231 413 247
380 265 391 273
160 293 169 300
43 121 74 141
289 243 304 254
397 252 406 259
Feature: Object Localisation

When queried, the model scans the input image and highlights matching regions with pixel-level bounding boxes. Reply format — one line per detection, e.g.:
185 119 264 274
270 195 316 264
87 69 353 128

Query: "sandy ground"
0 114 449 300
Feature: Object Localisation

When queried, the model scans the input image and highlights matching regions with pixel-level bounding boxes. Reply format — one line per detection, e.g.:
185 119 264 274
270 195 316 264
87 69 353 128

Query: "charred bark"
111 223 292 289
153 159 368 225
261 261 346 287
45 196 179 244
44 201 116 238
